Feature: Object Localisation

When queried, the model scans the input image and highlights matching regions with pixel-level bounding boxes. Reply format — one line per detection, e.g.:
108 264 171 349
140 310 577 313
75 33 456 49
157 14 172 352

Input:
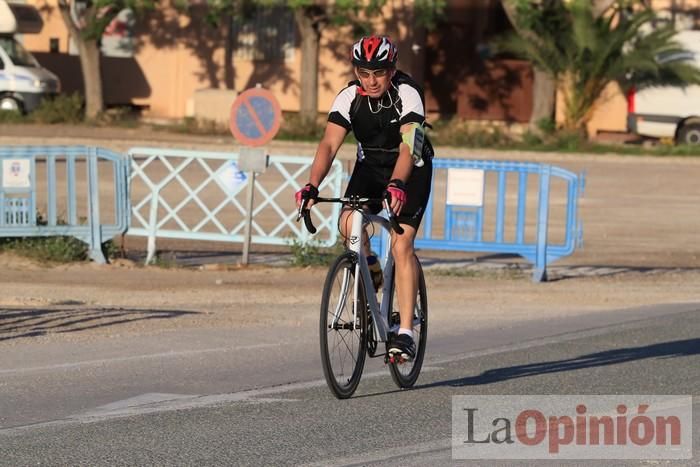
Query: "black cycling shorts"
344 158 433 230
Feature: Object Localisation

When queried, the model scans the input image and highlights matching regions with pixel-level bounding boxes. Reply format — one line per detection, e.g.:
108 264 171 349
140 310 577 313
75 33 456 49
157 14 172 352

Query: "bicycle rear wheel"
319 252 368 399
387 256 428 389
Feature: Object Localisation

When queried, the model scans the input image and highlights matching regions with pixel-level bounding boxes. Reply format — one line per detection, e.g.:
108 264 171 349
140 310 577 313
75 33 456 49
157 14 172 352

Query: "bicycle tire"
319 252 368 399
387 255 428 389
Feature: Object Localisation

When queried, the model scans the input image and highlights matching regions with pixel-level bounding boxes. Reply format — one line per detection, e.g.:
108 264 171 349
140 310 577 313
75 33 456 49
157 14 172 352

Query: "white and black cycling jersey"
328 70 433 166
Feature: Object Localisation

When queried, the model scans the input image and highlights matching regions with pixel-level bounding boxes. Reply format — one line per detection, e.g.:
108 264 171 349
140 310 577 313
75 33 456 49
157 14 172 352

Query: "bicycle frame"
302 195 428 396
332 207 397 343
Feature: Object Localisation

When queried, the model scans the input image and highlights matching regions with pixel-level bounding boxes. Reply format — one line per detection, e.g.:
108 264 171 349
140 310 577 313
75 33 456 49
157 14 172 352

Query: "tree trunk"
78 38 104 119
57 0 103 119
530 68 556 132
560 73 589 135
224 13 234 89
500 0 556 135
294 7 321 129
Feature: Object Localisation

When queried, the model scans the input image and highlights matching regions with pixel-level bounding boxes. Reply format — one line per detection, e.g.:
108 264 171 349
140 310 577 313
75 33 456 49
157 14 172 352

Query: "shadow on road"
0 307 200 341
421 338 700 388
421 253 700 281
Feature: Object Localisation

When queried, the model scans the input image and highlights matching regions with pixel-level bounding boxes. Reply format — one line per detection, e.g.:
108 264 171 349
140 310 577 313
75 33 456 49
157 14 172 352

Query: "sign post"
229 86 281 265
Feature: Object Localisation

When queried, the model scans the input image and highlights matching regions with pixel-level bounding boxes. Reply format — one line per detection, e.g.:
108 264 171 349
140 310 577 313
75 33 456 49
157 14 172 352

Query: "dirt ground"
0 124 699 345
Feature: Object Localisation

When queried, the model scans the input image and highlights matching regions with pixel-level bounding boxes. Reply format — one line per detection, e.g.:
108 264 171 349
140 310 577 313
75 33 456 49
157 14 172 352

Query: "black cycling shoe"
388 333 416 361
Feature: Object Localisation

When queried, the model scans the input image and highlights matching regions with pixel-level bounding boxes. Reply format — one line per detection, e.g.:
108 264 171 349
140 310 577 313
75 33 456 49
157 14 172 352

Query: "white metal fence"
128 147 344 263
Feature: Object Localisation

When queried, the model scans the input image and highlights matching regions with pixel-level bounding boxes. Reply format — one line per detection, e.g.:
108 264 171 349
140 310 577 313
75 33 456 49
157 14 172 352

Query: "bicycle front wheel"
319 252 368 399
388 255 428 389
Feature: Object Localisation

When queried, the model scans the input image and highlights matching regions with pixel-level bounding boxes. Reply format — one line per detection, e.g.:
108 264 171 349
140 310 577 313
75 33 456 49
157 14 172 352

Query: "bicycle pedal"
386 350 407 364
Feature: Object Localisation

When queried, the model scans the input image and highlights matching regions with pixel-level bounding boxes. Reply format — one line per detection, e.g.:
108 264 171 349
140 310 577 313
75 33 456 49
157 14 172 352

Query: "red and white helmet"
351 36 398 70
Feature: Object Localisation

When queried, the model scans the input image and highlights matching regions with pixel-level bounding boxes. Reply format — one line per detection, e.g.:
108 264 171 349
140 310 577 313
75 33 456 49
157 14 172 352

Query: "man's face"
355 67 394 98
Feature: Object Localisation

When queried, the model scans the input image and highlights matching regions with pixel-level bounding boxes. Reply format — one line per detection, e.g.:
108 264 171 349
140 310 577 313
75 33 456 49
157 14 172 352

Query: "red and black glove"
295 183 319 207
383 179 407 215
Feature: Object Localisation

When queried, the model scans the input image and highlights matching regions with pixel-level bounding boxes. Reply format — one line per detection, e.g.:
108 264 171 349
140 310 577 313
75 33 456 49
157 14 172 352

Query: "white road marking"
0 365 445 435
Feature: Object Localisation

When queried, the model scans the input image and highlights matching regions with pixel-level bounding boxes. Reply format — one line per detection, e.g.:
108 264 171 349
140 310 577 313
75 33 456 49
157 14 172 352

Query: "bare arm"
309 122 348 188
296 122 347 209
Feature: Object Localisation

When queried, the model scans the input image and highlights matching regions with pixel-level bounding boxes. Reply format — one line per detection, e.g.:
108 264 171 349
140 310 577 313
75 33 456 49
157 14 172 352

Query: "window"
0 37 38 67
232 6 295 62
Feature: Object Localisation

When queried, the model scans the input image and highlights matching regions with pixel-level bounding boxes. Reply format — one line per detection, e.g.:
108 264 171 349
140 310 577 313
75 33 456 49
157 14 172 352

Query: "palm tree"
497 0 700 135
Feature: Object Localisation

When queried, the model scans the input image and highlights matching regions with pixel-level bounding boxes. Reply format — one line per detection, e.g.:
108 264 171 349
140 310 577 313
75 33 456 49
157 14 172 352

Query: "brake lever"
383 199 404 235
295 199 317 234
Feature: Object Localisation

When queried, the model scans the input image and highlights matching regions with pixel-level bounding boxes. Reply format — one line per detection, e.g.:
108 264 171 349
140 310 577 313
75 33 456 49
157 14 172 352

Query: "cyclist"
295 35 434 361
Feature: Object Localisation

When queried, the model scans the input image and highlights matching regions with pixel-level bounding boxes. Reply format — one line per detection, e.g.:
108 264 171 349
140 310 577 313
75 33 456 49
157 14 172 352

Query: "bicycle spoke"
320 254 367 398
333 332 357 377
387 257 428 388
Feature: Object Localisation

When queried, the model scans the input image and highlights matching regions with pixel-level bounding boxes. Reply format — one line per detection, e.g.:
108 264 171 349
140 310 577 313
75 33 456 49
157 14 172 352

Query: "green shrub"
536 117 557 136
30 93 84 124
520 130 544 146
0 109 27 123
0 236 88 263
549 129 587 152
276 112 325 141
0 230 123 264
102 239 121 260
289 237 345 267
429 117 515 147
94 106 141 128
429 266 525 279
157 117 228 135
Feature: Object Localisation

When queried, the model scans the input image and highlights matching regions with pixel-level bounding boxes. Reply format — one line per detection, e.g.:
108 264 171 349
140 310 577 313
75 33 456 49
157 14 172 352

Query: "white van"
0 0 60 113
627 30 700 145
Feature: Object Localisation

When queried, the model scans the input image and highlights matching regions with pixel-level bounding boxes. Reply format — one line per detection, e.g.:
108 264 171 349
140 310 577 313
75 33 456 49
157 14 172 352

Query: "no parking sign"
228 87 281 265
229 87 282 147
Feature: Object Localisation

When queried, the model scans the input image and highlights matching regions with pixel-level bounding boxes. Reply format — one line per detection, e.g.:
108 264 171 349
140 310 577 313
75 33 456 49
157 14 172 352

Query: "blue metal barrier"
0 146 130 263
0 146 581 278
371 158 584 282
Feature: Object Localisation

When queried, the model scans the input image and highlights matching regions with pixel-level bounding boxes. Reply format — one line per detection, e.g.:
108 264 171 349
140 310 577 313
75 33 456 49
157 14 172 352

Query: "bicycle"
298 195 428 399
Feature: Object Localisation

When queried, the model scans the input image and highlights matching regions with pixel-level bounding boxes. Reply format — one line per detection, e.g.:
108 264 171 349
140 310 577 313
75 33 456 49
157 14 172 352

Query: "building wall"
424 0 530 120
20 0 696 133
20 0 67 53
19 0 422 121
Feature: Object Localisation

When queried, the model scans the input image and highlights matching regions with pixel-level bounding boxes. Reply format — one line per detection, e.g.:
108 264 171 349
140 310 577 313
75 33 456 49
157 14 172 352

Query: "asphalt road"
1 304 697 466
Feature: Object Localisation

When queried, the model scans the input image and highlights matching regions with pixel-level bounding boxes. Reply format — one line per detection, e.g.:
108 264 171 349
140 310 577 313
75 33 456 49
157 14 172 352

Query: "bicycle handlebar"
301 207 317 234
296 196 404 235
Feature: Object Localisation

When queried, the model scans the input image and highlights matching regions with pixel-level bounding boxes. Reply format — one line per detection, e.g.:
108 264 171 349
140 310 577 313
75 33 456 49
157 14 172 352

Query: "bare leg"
339 208 372 257
390 224 418 332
